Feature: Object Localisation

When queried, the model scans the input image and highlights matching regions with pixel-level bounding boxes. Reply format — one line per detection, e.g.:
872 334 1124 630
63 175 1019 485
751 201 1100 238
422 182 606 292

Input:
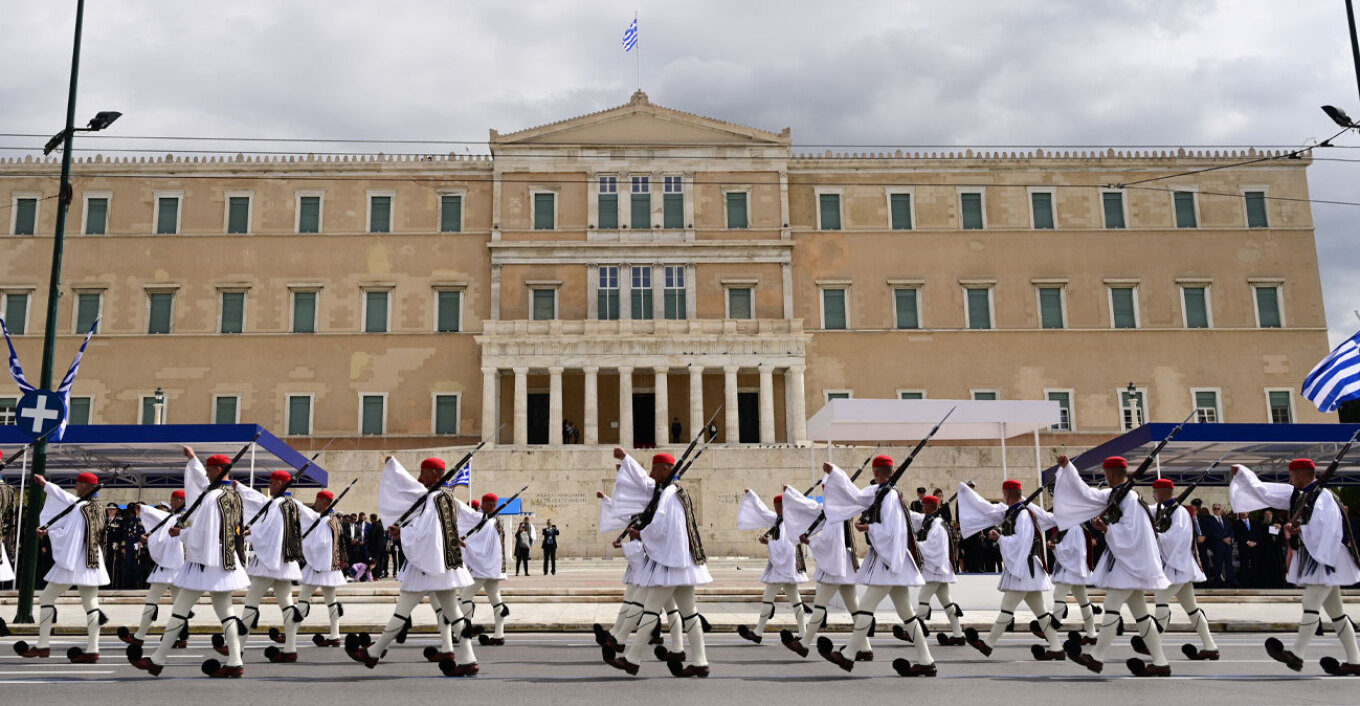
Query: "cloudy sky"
4 0 1359 345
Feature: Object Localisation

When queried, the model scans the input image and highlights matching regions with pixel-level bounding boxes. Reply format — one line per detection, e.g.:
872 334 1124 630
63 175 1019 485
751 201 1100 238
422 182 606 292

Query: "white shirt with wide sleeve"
822 464 923 587
783 484 857 584
1053 461 1168 590
460 501 507 581
378 458 472 592
239 485 303 581
40 482 108 586
1156 503 1206 585
139 504 184 584
296 502 346 587
1229 466 1360 586
173 458 249 592
917 515 955 584
1050 526 1092 586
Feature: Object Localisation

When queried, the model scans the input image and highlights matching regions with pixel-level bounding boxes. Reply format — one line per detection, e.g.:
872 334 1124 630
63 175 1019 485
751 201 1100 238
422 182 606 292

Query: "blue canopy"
0 424 327 489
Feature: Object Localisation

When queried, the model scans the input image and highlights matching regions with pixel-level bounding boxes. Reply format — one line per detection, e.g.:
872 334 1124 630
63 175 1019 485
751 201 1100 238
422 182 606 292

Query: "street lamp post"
1126 382 1142 429
12 0 120 624
154 387 165 424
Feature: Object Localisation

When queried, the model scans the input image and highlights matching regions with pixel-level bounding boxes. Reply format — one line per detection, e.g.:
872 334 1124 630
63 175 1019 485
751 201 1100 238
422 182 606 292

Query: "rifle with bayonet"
857 408 955 562
464 485 529 537
614 408 722 542
761 445 881 541
1153 453 1229 531
170 433 263 531
796 447 884 539
301 478 359 539
1101 410 1197 524
395 428 502 527
242 439 335 531
1285 427 1360 527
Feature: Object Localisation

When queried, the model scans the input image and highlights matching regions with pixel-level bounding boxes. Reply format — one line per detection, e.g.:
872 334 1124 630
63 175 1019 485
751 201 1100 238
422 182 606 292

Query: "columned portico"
512 366 529 446
724 365 740 443
654 366 669 446
758 364 775 443
583 366 599 444
548 366 564 446
688 364 704 442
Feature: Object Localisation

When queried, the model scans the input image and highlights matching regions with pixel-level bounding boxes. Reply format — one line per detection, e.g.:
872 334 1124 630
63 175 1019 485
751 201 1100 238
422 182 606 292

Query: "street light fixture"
1322 105 1357 129
154 387 165 424
1126 382 1142 428
42 110 121 156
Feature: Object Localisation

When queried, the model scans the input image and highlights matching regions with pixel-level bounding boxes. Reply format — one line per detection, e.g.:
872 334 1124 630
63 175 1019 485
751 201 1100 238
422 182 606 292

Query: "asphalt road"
1 632 1355 705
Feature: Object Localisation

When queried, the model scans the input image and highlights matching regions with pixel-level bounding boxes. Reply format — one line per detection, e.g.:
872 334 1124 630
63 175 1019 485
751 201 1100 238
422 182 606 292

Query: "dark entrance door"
527 393 550 444
633 393 656 447
738 392 760 443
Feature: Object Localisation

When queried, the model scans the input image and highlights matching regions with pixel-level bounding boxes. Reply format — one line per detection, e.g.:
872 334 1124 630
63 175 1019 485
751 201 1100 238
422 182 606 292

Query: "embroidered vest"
674 485 707 565
216 485 246 569
434 487 464 571
79 501 106 569
843 519 861 572
326 515 344 571
278 497 304 563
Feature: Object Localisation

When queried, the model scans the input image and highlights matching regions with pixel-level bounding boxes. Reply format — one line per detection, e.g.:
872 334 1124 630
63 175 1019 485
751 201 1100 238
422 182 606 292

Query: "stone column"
724 365 740 443
787 365 808 445
481 367 498 444
688 364 704 443
548 366 564 446
583 366 599 445
654 366 669 445
652 263 666 321
758 364 775 443
618 366 634 448
512 366 528 446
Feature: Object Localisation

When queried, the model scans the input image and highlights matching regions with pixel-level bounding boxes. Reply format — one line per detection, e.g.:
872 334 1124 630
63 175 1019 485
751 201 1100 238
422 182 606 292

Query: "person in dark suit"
933 488 953 523
366 513 388 578
1201 504 1235 587
1259 508 1286 588
347 513 371 580
909 487 927 513
1232 511 1260 588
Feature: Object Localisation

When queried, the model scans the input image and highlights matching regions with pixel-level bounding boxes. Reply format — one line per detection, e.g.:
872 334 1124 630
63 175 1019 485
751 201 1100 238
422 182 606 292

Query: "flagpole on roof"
635 11 641 91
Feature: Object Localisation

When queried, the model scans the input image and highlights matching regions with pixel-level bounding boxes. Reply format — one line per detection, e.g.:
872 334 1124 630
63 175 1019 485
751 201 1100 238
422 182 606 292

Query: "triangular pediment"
491 91 790 147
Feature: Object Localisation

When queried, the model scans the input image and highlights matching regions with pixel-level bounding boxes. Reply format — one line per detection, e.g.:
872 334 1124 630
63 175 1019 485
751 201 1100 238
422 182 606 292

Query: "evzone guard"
778 477 860 658
119 491 189 650
594 489 686 661
1148 477 1220 661
735 490 809 645
293 489 349 650
458 492 511 646
912 493 966 646
1049 516 1098 647
236 470 305 663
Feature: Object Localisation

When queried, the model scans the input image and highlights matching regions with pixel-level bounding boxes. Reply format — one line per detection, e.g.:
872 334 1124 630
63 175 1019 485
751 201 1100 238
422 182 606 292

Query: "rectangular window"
1182 286 1210 328
140 396 160 425
597 266 619 320
663 266 686 320
966 287 992 330
825 391 852 402
1267 390 1293 424
960 192 984 229
890 193 913 230
531 289 556 321
214 396 239 425
434 394 459 435
1047 391 1072 431
1193 390 1220 423
440 194 463 233
1173 191 1197 228
663 176 683 229
364 290 389 333
1031 192 1055 229
12 197 37 235
75 292 102 334
822 288 847 330
287 395 312 436
226 196 250 234
1120 389 1148 431
1245 191 1268 228
68 396 92 425
298 195 322 233
631 266 653 320
219 291 245 334
292 290 317 333
1102 192 1126 229
369 195 392 233
1255 285 1282 328
818 193 841 230
0 397 15 426
436 290 461 332
155 196 179 234
534 192 556 230
630 176 650 229
598 177 618 229
894 288 920 330
147 292 174 334
3 292 29 335
898 391 925 400
725 192 748 229
84 197 108 235
727 287 753 319
1110 287 1138 329
360 395 385 435
1038 287 1064 329
972 390 999 401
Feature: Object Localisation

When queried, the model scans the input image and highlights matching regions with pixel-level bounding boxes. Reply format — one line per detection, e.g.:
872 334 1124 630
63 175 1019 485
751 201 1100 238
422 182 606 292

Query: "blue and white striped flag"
622 17 638 52
0 317 36 394
52 318 99 440
450 463 472 488
1302 328 1360 413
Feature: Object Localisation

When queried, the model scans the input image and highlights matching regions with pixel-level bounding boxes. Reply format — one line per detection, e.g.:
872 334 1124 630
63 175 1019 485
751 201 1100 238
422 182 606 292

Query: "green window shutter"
156 197 179 234
1194 391 1218 422
532 290 555 320
369 196 391 233
664 289 685 319
13 198 36 235
434 395 459 435
5 293 28 334
972 391 998 401
726 192 748 229
728 288 752 319
220 292 245 333
598 193 618 229
961 193 984 229
227 197 250 233
440 195 463 233
890 193 912 230
663 193 684 229
298 196 321 233
437 290 461 332
534 193 555 230
361 396 384 435
1173 192 1197 228
68 397 92 425
1102 192 1126 228
365 291 388 332
1245 191 1268 228
894 289 919 329
85 198 108 235
75 293 101 333
631 290 653 320
822 289 847 330
1038 287 1064 329
287 396 311 435
1047 391 1071 430
966 288 991 329
819 194 841 230
630 193 650 229
292 291 316 333
1256 287 1281 328
1111 287 1137 328
214 396 238 424
1183 287 1208 328
899 391 924 400
1031 192 1054 229
598 290 619 320
148 292 173 334
141 397 157 425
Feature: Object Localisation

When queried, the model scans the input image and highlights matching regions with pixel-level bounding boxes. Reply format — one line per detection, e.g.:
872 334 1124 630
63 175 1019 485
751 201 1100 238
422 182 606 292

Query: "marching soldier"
119 491 188 649
778 479 860 658
736 491 809 644
459 492 511 646
913 494 965 646
1049 518 1098 647
293 490 349 651
594 490 686 661
236 471 305 663
1147 478 1219 661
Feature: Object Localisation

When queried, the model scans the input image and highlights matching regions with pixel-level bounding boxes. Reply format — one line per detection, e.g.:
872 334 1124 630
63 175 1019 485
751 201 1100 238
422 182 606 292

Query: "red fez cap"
421 457 446 472
1102 456 1129 470
316 490 335 501
470 500 481 510
76 472 99 485
270 470 292 483
205 454 232 468
773 494 784 505
482 493 499 508
653 452 676 466
1289 458 1316 472
1002 479 1022 491
922 495 941 505
0 450 4 462
171 490 186 500
872 454 894 469
1152 478 1175 490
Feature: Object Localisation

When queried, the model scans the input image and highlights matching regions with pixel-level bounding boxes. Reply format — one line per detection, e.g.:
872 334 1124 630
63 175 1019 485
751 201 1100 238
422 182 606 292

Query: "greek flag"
1302 328 1360 413
53 318 99 440
622 17 638 52
450 463 472 488
0 317 36 394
